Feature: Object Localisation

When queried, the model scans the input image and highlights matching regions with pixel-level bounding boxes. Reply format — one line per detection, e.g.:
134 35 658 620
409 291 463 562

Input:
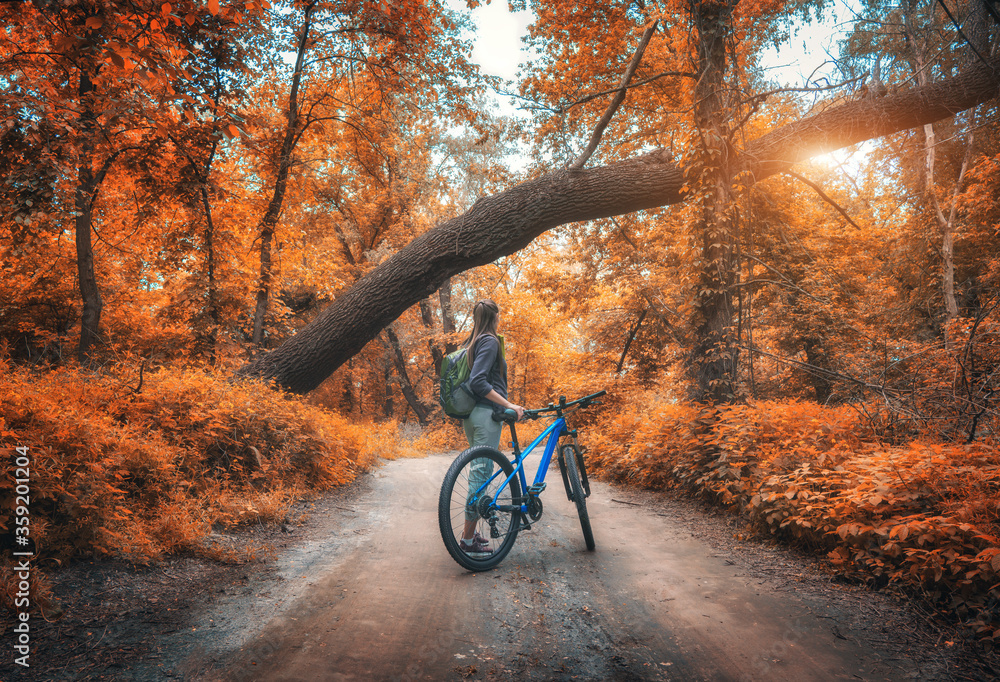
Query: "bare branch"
569 21 659 171
558 70 696 112
616 309 646 373
745 72 869 105
783 170 864 231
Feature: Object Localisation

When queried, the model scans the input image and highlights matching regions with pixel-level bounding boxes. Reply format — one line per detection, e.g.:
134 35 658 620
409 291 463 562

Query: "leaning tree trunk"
239 53 1000 394
384 325 431 424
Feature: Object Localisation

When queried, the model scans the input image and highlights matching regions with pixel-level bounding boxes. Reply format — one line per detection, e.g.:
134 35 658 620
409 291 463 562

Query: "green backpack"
439 347 476 419
438 335 504 419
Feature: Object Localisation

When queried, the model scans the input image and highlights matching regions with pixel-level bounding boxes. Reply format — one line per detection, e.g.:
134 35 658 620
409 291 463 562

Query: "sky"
457 0 868 169
464 1 534 82
460 1 855 98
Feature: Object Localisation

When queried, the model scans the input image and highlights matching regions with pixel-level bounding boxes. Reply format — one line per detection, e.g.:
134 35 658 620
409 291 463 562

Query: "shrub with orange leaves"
0 361 410 613
586 394 1000 640
407 419 467 454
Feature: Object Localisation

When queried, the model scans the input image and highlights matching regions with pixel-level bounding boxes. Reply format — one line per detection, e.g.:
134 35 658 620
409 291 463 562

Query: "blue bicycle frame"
464 390 606 520
468 415 568 515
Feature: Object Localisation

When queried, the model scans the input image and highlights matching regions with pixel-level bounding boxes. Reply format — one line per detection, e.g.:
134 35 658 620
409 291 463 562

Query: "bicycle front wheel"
439 446 522 571
562 444 595 551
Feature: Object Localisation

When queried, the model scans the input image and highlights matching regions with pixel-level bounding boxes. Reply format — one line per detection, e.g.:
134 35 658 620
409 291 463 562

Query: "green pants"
463 404 502 521
463 403 502 449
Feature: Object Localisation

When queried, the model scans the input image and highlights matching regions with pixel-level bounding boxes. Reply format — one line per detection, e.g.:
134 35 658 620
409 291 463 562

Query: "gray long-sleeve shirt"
467 334 508 409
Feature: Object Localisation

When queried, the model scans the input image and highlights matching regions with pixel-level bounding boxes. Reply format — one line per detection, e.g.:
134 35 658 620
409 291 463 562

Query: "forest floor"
5 451 1000 681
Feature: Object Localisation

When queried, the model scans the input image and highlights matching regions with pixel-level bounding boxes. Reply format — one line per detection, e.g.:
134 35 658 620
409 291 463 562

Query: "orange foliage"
0 359 416 612
587 395 1000 638
3 0 1000 644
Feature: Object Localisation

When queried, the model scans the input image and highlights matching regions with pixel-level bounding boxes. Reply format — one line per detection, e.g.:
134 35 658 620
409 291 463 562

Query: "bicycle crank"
527 493 543 521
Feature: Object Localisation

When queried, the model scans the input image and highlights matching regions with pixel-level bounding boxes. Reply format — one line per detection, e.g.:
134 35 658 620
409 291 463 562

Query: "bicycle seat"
492 408 520 423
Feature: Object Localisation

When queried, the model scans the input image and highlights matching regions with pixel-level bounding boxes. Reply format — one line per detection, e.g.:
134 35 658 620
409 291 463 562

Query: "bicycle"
437 390 606 571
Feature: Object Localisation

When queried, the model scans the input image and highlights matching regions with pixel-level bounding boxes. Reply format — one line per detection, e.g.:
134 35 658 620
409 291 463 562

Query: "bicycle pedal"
527 483 546 495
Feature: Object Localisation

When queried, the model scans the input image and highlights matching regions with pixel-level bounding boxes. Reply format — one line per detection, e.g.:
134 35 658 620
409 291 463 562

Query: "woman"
460 299 524 554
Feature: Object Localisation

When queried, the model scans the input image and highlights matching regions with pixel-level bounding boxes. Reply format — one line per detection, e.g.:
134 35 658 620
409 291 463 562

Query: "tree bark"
904 2 965 338
382 356 393 418
239 53 1000 394
690 0 738 402
200 82 225 360
418 297 445 373
251 1 315 347
178 129 223 359
439 277 457 352
75 69 103 363
200 181 220 357
384 325 430 424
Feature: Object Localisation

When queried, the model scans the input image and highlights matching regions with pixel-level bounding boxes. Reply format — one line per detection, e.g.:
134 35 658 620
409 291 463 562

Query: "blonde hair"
463 299 500 357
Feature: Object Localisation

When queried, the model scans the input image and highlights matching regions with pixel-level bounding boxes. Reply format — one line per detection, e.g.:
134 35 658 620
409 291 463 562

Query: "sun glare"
807 142 875 177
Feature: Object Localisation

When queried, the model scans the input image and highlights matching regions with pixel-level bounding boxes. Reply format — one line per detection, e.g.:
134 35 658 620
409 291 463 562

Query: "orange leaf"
85 16 103 29
208 0 219 15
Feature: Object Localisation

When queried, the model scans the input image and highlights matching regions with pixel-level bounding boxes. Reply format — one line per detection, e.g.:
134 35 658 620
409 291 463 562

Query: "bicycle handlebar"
492 389 607 423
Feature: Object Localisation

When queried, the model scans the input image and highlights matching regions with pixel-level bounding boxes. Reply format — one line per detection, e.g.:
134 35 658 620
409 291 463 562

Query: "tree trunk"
803 338 834 405
904 3 964 337
201 181 220 359
936 136 975 336
238 53 1000 394
690 0 738 402
439 277 457 353
342 359 355 414
418 297 444 373
251 1 315 347
75 69 103 363
616 309 646 374
383 357 393 418
75 164 102 362
384 325 431 425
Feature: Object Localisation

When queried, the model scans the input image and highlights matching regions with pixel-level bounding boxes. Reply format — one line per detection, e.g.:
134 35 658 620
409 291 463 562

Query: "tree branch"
783 170 864 231
740 343 891 393
568 21 658 171
935 0 993 70
555 70 696 112
616 309 646 373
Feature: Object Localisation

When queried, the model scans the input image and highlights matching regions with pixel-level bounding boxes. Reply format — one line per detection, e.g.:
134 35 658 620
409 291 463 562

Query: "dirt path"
111 451 970 681
13 451 996 681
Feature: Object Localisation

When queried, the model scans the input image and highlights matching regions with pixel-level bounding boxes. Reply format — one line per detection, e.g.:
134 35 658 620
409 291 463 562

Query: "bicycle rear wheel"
438 446 522 571
561 444 595 550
